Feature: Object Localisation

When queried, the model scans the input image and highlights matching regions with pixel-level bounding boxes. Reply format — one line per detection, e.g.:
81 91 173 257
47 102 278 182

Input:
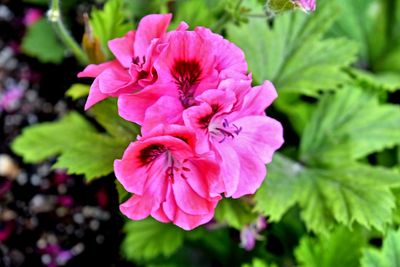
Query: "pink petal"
172 175 213 216
213 141 241 197
195 27 247 74
97 66 133 95
141 96 184 135
134 14 172 58
232 116 284 163
231 141 267 198
154 31 216 88
162 184 215 230
77 61 118 78
186 158 223 197
84 78 108 110
151 206 171 223
117 85 171 124
108 30 135 68
120 195 153 220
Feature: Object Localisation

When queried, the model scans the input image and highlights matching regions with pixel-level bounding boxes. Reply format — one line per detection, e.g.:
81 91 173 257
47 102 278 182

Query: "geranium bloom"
117 26 249 125
183 80 284 198
294 0 316 12
78 14 172 109
114 125 222 230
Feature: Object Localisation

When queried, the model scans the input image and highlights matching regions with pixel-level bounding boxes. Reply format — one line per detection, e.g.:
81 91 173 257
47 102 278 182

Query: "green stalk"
48 0 89 65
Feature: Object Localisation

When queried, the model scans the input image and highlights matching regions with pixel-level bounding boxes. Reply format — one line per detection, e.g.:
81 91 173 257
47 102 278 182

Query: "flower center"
138 144 166 165
211 119 242 143
171 60 202 108
165 159 191 184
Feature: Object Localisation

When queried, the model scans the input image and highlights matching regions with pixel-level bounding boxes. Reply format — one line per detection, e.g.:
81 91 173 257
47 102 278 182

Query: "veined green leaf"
214 198 258 229
361 229 400 267
255 154 400 234
53 132 128 181
295 227 366 267
88 99 139 140
12 112 96 163
90 0 133 59
300 86 400 166
227 2 357 95
122 219 184 262
21 19 65 64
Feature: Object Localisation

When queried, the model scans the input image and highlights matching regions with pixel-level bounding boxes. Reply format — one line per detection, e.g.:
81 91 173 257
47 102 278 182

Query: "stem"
48 0 89 65
212 0 244 33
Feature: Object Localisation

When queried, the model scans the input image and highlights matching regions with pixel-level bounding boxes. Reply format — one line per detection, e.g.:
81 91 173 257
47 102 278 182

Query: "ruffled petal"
134 14 172 58
108 30 135 68
231 116 284 163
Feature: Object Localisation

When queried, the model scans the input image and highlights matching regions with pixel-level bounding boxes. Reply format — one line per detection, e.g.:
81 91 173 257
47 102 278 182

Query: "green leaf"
115 180 130 203
21 19 65 64
90 0 133 59
122 219 184 262
348 68 400 92
255 154 303 222
227 3 358 95
361 229 400 267
53 132 128 181
88 99 139 140
214 198 258 229
255 154 400 234
295 227 366 267
12 112 96 163
242 258 278 267
300 86 400 166
12 111 129 181
65 84 90 100
171 0 217 29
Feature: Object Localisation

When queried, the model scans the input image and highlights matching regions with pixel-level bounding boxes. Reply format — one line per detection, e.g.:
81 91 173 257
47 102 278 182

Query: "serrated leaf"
88 99 139 140
90 0 133 59
348 68 400 92
255 154 303 222
12 112 96 163
122 219 184 262
21 19 65 64
53 132 128 181
214 198 258 229
295 227 366 267
255 154 400 234
170 0 217 29
300 86 400 167
361 229 400 267
298 165 399 233
227 2 357 95
65 84 90 100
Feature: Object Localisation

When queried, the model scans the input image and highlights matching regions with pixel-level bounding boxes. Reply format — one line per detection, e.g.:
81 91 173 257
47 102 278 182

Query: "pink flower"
0 86 24 112
294 0 316 12
117 26 249 125
23 8 42 26
114 125 222 230
78 14 172 109
183 80 284 198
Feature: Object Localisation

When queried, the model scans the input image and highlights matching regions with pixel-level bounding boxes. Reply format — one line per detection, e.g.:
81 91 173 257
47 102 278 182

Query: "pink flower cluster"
79 14 284 230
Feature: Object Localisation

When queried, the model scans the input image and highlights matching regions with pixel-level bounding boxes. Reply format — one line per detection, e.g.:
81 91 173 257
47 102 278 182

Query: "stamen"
171 60 202 108
139 144 166 165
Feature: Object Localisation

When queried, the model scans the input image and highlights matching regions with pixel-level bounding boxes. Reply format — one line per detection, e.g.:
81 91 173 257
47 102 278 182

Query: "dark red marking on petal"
171 59 202 108
138 144 166 165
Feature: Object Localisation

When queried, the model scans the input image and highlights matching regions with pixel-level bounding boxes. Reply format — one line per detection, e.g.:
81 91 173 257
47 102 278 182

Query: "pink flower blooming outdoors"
115 125 221 230
80 14 284 229
294 0 316 12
